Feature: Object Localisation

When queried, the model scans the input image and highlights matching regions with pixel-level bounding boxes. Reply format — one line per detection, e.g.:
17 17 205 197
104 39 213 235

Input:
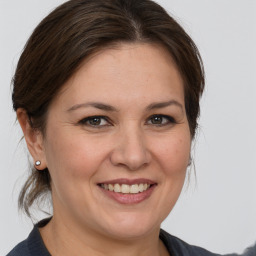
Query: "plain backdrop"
0 0 255 255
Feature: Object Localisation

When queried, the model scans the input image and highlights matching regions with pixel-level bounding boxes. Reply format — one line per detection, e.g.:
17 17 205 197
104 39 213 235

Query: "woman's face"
41 43 191 239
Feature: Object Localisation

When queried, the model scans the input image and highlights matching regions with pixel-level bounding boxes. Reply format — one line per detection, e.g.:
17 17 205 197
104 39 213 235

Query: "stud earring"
188 156 192 166
35 160 41 166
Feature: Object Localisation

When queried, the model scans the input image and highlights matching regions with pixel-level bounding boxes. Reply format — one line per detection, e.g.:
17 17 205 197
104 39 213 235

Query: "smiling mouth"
97 179 157 204
99 183 152 194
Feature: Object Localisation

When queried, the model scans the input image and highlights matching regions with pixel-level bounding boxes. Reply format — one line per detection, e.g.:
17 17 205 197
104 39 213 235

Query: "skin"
18 43 191 256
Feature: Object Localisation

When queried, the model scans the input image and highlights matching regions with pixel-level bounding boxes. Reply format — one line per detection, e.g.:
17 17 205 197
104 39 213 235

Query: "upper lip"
98 178 156 186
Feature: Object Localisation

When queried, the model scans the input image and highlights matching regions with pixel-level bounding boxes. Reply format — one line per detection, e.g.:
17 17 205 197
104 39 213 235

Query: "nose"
110 126 151 171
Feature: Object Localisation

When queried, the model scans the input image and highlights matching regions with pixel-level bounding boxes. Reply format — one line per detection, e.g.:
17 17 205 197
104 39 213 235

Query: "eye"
79 116 110 127
147 115 176 126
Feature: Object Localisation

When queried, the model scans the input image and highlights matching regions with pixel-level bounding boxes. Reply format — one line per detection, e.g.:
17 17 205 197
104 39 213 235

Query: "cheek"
46 142 84 176
153 133 191 174
150 133 191 222
43 128 110 188
43 131 103 207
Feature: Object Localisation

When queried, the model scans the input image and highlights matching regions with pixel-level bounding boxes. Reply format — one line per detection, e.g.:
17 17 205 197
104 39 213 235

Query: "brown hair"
12 0 205 216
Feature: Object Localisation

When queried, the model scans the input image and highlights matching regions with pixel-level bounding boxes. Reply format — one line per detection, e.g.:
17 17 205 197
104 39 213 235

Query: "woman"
6 0 247 255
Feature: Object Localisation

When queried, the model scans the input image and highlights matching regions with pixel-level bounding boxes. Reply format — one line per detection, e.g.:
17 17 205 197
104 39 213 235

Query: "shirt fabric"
6 218 248 256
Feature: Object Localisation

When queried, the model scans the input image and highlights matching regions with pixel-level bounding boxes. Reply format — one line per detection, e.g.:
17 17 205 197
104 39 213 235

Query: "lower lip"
99 185 156 204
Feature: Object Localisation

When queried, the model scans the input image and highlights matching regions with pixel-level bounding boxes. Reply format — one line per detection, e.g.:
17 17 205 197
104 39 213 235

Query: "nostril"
109 131 151 170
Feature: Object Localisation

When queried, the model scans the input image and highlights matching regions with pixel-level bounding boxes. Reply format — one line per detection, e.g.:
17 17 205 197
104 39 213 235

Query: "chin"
99 212 161 240
105 226 155 241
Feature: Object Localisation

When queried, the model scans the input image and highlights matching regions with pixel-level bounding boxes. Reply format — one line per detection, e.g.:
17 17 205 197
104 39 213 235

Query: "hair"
12 0 205 216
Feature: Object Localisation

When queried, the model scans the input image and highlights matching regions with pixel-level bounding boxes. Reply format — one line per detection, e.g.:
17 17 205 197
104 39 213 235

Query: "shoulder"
6 219 51 256
6 239 30 256
242 243 256 256
160 229 238 256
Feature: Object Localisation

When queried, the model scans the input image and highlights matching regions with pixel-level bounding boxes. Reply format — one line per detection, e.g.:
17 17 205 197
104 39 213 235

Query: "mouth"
97 179 157 204
99 183 152 194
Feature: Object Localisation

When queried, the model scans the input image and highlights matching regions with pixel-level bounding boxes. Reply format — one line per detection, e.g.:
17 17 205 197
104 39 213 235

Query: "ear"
17 108 47 170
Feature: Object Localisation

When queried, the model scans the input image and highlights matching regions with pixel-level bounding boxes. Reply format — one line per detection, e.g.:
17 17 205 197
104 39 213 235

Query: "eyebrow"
67 102 118 112
146 100 183 112
67 100 183 112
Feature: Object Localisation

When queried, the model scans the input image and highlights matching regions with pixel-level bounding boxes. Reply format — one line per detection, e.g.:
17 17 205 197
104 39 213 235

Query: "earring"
188 156 192 166
35 160 41 166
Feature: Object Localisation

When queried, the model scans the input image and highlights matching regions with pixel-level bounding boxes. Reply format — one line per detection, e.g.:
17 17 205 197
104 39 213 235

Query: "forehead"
56 43 184 108
77 42 181 82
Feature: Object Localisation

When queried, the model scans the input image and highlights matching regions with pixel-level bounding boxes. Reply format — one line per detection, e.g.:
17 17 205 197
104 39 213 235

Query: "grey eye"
147 115 176 126
151 116 164 124
79 116 109 127
89 117 102 126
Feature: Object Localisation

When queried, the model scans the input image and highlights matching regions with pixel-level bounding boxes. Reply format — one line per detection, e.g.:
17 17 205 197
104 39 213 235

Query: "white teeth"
114 184 121 193
101 183 151 194
121 184 130 193
130 184 139 194
109 184 114 191
138 184 144 192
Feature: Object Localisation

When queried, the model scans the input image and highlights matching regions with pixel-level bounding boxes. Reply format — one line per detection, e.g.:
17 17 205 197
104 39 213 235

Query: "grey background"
1 0 255 255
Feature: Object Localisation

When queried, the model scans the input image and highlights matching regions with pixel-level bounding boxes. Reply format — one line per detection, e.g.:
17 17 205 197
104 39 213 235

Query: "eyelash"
78 115 176 128
147 115 176 126
78 116 111 127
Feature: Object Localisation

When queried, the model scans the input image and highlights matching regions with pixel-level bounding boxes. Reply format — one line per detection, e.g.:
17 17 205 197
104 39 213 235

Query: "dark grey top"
7 218 254 256
7 219 51 256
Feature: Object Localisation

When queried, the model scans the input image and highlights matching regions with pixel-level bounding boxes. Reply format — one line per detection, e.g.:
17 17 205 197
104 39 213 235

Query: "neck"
40 215 168 256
